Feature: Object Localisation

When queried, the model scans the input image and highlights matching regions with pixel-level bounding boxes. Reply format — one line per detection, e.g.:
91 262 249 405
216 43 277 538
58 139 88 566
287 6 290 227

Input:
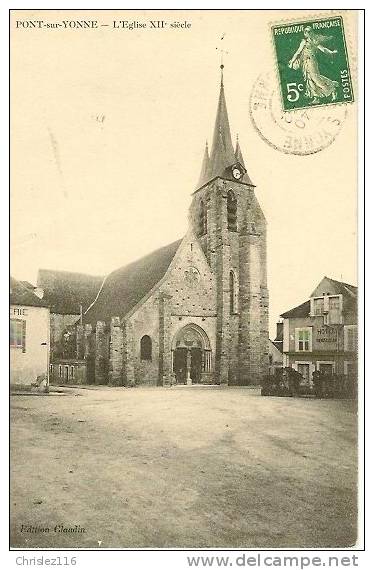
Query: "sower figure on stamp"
288 26 339 104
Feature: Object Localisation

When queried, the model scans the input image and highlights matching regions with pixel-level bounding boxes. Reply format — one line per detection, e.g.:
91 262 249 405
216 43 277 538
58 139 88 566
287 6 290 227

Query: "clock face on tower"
232 167 242 180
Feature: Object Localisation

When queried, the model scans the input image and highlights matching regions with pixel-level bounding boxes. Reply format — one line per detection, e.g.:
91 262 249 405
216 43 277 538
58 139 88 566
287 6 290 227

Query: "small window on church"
227 190 237 232
229 270 238 314
140 335 152 361
198 199 207 236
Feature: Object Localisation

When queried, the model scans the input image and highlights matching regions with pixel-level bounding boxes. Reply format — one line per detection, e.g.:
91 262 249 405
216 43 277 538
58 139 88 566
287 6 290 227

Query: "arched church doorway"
172 324 212 385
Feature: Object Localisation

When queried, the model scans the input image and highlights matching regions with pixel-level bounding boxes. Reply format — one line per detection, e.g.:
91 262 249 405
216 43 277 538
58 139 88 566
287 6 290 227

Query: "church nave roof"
83 239 182 326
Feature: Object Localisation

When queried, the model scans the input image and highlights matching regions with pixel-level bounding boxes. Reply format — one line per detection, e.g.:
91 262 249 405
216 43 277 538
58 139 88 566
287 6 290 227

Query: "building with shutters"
280 276 358 383
10 277 50 389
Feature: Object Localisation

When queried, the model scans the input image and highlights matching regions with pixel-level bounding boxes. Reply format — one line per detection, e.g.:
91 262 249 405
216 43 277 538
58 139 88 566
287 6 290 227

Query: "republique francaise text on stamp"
271 15 354 112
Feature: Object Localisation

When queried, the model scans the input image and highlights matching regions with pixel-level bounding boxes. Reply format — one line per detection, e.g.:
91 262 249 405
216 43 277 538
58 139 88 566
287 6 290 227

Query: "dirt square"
10 386 357 549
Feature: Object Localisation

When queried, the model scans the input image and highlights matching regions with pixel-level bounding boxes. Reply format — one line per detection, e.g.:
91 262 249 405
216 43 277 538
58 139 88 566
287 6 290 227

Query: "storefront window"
298 363 310 380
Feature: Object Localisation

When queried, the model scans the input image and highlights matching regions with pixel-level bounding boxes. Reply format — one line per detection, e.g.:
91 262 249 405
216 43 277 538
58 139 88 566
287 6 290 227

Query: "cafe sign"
10 306 28 317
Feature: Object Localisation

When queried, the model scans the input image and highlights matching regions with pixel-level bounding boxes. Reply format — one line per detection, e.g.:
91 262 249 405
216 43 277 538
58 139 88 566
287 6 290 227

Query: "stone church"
54 69 269 386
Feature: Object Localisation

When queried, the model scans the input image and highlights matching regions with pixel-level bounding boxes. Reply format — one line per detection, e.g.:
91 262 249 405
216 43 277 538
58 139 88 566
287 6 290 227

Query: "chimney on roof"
276 321 283 340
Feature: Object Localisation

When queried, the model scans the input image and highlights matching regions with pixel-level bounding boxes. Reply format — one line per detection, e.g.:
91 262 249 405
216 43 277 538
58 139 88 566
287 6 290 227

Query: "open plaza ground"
10 386 357 549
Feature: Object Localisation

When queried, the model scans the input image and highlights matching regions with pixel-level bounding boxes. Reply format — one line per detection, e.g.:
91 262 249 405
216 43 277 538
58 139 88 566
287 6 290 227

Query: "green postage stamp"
271 16 354 111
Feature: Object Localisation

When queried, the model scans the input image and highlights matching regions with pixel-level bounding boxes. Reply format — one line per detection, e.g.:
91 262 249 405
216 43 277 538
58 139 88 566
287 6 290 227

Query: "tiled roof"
281 277 358 320
280 300 311 319
37 269 104 315
10 277 49 308
324 276 357 296
83 239 182 326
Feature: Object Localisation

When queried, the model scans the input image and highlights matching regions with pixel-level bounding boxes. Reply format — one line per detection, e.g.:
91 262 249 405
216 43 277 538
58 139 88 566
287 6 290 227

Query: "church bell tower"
189 65 269 385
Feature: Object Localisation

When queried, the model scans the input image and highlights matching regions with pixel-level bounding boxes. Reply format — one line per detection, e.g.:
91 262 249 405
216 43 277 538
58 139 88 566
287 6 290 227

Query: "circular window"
184 266 200 288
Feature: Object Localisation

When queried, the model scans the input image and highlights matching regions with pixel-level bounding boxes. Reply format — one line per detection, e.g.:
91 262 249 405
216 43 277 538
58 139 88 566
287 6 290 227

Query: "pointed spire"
196 141 210 190
208 67 236 180
235 134 243 162
194 64 254 192
235 135 253 185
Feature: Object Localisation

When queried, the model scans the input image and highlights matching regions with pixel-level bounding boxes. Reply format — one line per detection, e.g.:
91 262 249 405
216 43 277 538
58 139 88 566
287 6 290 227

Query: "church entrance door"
190 347 202 383
173 347 202 384
174 347 188 384
172 324 212 384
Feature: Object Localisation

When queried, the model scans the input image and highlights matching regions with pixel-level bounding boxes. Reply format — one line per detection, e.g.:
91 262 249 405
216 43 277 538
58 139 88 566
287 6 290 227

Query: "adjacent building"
10 277 50 389
36 268 103 385
280 276 358 383
268 338 283 376
37 268 103 362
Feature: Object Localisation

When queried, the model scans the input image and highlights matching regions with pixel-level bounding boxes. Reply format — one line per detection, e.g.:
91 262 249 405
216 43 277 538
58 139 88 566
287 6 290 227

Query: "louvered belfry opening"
227 190 237 232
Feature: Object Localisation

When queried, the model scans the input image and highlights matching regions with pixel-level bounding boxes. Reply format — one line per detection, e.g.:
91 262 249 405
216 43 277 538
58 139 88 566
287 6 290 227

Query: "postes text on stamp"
271 16 354 111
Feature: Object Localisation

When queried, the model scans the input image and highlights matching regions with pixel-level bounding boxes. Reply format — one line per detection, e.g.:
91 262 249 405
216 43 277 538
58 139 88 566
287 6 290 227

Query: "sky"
10 9 357 337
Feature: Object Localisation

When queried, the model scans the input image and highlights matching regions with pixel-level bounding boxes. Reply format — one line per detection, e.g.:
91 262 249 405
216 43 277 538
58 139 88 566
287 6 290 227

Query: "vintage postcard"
10 9 360 552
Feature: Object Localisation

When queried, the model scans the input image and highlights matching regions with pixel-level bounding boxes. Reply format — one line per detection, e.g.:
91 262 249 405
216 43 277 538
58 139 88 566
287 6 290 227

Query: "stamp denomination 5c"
271 15 354 111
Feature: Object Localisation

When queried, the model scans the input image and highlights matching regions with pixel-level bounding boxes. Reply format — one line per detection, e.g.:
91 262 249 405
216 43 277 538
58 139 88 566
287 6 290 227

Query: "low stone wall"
50 359 87 385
